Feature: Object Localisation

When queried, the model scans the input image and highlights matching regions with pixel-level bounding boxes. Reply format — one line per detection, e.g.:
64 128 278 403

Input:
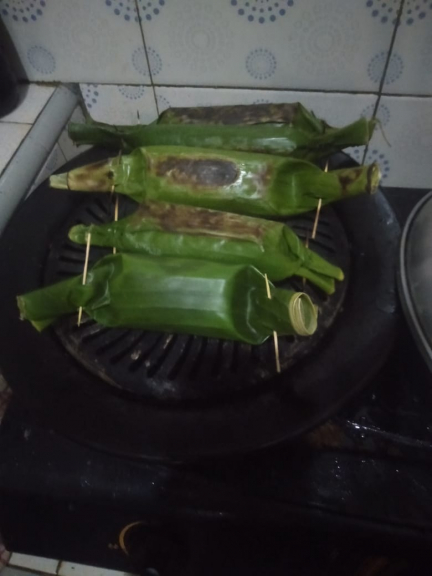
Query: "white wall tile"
57 561 134 576
0 84 54 124
8 555 134 576
28 143 66 195
0 123 31 175
58 106 91 161
1 1 148 83
9 552 58 574
79 84 158 125
383 3 432 95
2 568 42 576
140 0 395 91
364 95 432 188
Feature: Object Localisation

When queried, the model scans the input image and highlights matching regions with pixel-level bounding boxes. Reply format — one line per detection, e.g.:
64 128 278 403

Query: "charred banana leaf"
17 254 318 344
157 102 328 128
50 146 380 217
69 202 343 294
68 111 375 161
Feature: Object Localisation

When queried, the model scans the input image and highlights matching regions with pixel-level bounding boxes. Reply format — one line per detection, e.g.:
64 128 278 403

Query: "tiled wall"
2 0 431 188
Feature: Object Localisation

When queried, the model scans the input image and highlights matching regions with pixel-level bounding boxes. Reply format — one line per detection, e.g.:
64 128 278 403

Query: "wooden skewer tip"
303 163 328 287
78 232 92 326
311 197 322 240
273 331 281 373
113 196 119 255
264 274 281 373
264 273 272 299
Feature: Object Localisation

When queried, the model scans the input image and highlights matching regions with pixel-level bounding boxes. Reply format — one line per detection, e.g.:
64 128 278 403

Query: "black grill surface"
0 150 401 460
46 196 350 402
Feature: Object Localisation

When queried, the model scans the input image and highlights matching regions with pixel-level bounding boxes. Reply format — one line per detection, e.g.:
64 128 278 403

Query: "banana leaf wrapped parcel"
68 109 375 161
17 254 318 344
157 102 325 127
50 146 380 217
69 202 343 295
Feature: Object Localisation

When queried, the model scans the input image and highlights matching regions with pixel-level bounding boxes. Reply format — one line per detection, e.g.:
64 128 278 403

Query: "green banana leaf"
68 116 375 161
69 201 343 294
50 146 380 217
17 254 318 344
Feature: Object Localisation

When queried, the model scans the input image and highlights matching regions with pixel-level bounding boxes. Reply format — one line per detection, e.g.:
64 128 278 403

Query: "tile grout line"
21 81 432 100
0 125 32 178
362 0 405 164
0 85 67 178
139 85 383 96
0 86 57 128
363 0 406 164
374 0 406 115
0 120 33 126
134 0 160 117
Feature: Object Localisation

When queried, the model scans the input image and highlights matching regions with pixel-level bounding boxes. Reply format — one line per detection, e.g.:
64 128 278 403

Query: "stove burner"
44 196 350 402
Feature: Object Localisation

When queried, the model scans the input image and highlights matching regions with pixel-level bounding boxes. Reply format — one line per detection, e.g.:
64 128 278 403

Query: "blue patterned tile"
80 84 157 124
132 46 162 78
367 51 404 85
103 0 167 23
81 84 100 111
156 93 171 112
145 1 235 80
245 48 277 81
26 45 56 75
118 85 147 100
382 2 432 94
140 0 395 90
364 96 432 187
138 0 166 21
365 0 432 25
361 102 391 126
364 0 399 25
0 0 46 23
350 146 391 181
0 0 147 82
230 0 295 24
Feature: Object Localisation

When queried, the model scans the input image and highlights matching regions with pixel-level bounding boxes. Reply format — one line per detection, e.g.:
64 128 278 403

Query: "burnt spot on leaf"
366 163 379 194
337 166 364 198
159 103 300 126
258 164 274 189
68 160 113 192
155 157 239 188
134 201 266 243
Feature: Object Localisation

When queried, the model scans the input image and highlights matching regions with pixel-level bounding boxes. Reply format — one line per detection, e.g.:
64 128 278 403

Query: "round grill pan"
0 150 400 462
45 195 349 402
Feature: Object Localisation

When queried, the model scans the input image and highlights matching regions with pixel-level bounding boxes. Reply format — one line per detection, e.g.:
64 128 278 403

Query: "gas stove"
0 168 431 575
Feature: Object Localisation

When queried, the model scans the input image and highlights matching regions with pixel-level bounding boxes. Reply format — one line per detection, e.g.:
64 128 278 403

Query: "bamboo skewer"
77 232 92 326
311 161 328 240
111 150 122 255
113 196 119 254
311 198 322 241
303 160 329 288
264 273 281 374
